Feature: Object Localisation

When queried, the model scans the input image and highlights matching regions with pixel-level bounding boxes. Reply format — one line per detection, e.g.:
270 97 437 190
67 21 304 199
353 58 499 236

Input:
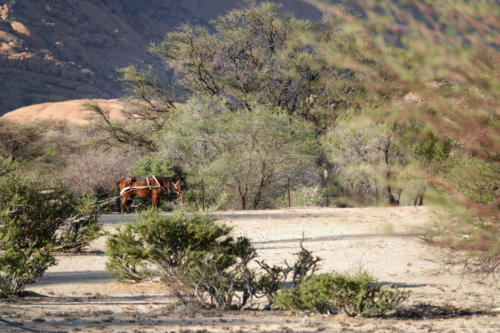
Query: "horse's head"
158 176 185 197
173 176 185 197
118 177 134 189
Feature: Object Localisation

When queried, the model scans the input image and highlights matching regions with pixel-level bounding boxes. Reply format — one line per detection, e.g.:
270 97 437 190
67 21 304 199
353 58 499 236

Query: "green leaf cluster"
130 152 176 178
275 272 410 317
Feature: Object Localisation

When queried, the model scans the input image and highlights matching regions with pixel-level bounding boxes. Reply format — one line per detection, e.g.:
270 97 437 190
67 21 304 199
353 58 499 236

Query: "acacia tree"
151 2 363 131
325 116 455 206
162 96 317 209
152 3 309 110
0 120 49 160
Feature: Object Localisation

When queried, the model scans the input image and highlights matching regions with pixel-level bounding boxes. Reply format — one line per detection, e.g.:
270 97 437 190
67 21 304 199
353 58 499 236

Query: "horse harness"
120 176 177 196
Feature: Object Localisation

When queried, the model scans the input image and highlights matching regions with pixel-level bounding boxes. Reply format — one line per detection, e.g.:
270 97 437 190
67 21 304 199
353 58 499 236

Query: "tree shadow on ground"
34 270 113 286
3 294 173 306
392 303 495 319
254 232 420 246
379 282 428 288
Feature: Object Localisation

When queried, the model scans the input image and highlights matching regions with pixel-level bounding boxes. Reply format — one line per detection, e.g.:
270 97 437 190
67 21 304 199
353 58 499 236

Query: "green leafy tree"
162 96 317 209
130 152 176 178
323 115 454 206
151 2 362 131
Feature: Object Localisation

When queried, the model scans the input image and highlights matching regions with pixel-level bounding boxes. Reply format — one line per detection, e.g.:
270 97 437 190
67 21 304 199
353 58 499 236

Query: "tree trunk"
252 191 262 209
201 180 205 211
252 162 270 209
241 195 246 210
387 185 400 206
413 194 423 206
383 140 399 206
287 176 291 207
238 183 247 210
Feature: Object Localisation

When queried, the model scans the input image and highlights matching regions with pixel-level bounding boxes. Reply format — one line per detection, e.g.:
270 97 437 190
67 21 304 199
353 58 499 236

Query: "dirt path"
1 207 498 332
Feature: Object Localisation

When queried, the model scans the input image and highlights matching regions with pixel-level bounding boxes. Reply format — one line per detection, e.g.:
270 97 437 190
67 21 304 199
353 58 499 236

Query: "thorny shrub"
105 210 322 310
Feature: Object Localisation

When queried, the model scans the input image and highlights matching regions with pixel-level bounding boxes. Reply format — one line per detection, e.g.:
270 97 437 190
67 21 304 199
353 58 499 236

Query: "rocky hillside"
1 99 126 125
0 0 322 115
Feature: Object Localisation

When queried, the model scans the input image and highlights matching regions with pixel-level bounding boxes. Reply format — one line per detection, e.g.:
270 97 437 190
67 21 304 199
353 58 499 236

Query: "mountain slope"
0 0 323 115
1 99 126 125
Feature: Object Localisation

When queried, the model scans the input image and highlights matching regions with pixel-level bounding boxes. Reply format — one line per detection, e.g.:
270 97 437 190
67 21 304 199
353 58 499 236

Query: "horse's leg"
121 193 133 214
152 191 159 211
127 196 133 213
120 195 127 214
121 194 131 214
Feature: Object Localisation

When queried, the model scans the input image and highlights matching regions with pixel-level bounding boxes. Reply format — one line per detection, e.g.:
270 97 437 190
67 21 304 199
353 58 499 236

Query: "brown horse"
118 176 185 214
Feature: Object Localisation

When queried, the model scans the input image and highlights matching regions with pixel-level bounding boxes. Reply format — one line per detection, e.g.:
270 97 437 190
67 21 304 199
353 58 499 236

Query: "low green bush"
105 211 408 314
0 157 102 296
105 210 252 309
275 272 410 317
105 210 235 281
104 222 151 281
105 211 321 310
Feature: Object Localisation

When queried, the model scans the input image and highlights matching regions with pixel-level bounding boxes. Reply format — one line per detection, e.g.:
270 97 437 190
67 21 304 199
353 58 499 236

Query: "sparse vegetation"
105 210 408 314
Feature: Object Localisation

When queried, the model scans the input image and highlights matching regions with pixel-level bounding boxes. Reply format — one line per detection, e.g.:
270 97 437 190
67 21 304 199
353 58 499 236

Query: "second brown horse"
118 176 185 214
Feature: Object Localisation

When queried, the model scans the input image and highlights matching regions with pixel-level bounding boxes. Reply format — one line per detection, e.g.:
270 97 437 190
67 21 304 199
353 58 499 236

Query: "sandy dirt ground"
1 206 498 332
